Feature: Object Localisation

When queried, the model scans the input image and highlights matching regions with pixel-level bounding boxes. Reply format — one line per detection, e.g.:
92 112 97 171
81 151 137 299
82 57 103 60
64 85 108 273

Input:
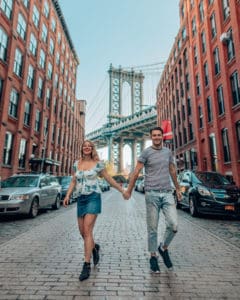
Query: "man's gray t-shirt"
138 146 174 191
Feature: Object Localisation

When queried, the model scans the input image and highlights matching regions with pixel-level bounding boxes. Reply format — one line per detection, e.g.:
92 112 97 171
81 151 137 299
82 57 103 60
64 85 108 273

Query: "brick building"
0 0 85 179
157 0 240 185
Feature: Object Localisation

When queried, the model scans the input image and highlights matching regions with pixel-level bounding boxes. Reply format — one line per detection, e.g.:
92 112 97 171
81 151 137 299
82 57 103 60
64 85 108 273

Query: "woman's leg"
81 214 98 262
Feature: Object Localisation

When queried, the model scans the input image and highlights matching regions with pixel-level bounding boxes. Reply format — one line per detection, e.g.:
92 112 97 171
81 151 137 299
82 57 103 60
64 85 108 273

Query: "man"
123 126 182 273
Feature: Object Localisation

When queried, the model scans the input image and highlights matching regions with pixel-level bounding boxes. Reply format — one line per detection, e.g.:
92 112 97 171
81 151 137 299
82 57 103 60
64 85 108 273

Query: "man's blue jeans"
145 190 178 252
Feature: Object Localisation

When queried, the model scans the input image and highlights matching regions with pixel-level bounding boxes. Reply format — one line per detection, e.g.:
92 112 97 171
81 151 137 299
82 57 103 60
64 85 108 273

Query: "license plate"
225 205 235 211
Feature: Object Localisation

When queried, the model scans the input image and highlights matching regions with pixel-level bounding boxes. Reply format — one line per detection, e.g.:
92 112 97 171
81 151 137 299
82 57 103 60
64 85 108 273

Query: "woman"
63 140 124 281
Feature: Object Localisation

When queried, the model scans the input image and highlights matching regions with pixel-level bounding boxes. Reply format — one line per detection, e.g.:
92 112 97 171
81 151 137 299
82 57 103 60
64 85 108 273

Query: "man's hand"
175 188 182 202
63 196 70 207
122 190 131 200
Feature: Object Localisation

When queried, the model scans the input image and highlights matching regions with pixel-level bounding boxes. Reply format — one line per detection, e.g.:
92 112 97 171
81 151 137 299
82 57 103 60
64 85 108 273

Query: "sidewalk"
0 190 239 299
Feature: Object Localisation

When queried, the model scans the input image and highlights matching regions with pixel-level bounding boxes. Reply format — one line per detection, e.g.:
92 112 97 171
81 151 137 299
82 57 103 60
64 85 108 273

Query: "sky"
57 1 180 165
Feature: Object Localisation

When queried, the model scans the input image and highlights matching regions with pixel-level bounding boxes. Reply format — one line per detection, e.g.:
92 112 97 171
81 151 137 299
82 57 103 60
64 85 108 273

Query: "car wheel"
52 195 61 210
29 198 39 218
189 195 199 217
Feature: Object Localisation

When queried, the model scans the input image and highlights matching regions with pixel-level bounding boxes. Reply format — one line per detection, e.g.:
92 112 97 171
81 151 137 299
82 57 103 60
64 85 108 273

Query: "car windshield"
57 177 71 185
195 172 230 185
1 176 39 188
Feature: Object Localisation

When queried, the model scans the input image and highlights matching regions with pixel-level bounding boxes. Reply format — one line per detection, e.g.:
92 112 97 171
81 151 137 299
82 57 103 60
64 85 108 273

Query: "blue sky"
58 1 180 122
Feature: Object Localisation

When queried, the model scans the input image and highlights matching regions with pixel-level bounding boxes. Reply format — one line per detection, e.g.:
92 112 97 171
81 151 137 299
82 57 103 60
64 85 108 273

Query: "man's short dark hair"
150 126 164 135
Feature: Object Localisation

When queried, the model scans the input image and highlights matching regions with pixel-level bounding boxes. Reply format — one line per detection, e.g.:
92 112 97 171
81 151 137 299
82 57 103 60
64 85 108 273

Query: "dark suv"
177 170 240 217
0 173 62 218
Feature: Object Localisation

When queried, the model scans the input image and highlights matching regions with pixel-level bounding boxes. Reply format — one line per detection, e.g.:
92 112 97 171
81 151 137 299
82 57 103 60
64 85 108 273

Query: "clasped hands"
122 189 131 200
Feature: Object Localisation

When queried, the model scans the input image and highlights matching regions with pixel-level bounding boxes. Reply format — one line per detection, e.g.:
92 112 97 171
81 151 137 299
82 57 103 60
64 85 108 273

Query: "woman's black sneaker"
92 243 100 266
79 262 91 281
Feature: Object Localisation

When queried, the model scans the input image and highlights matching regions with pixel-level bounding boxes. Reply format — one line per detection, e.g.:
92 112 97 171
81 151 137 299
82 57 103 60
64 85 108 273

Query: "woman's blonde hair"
81 140 100 161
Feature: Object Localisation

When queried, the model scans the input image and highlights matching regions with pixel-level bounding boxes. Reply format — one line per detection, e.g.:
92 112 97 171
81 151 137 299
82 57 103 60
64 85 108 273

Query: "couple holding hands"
63 126 182 281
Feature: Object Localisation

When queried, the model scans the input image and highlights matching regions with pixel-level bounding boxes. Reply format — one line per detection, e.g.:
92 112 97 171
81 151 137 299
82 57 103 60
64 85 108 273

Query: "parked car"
176 170 240 217
0 173 62 218
56 176 78 203
135 178 145 193
98 178 110 192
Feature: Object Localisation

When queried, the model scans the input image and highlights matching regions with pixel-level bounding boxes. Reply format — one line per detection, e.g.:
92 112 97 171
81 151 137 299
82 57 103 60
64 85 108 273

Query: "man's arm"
124 161 144 199
169 162 182 201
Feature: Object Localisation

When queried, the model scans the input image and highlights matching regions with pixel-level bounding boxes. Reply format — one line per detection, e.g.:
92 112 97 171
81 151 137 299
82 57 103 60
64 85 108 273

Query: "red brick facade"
157 0 240 185
0 0 85 179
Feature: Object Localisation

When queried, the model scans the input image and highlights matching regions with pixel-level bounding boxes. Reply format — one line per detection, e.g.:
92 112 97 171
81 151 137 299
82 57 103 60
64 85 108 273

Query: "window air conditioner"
220 32 231 44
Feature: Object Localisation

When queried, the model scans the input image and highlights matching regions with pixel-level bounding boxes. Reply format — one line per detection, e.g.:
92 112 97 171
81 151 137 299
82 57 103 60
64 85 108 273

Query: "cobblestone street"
0 190 240 299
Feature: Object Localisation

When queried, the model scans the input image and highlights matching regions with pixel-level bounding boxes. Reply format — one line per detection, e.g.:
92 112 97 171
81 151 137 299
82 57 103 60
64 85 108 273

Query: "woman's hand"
63 196 70 207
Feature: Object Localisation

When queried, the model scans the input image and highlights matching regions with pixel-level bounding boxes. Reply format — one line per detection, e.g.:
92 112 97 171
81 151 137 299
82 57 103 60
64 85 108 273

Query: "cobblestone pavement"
0 190 240 299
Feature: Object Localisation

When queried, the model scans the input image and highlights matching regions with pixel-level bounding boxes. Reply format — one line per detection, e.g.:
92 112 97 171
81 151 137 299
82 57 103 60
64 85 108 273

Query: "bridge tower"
107 64 145 173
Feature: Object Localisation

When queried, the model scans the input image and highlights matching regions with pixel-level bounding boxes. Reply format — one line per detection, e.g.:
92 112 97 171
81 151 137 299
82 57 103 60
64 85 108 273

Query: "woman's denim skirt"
77 192 101 217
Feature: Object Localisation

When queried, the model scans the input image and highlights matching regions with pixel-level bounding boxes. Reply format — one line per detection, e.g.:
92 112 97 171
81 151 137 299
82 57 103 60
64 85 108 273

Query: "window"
44 117 48 135
27 65 34 89
53 97 57 114
37 77 43 98
183 49 188 67
217 85 225 115
227 29 235 61
221 128 231 162
61 61 64 74
210 13 217 38
201 31 206 53
24 101 31 126
41 23 48 43
43 1 49 18
3 132 13 165
18 138 26 168
181 4 185 18
204 62 209 86
230 71 240 106
56 51 60 65
0 27 8 61
213 47 220 75
39 49 45 69
59 81 63 96
29 33 37 56
32 5 40 27
13 48 23 77
17 13 27 40
198 105 203 128
47 62 53 79
35 110 41 132
51 18 56 32
189 122 194 140
222 0 230 20
57 32 61 44
207 96 213 122
22 0 29 8
46 88 51 107
199 1 204 22
54 73 58 88
236 121 240 157
194 46 198 65
187 98 191 115
9 89 19 118
196 74 200 95
192 17 196 37
1 0 13 19
49 38 54 55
